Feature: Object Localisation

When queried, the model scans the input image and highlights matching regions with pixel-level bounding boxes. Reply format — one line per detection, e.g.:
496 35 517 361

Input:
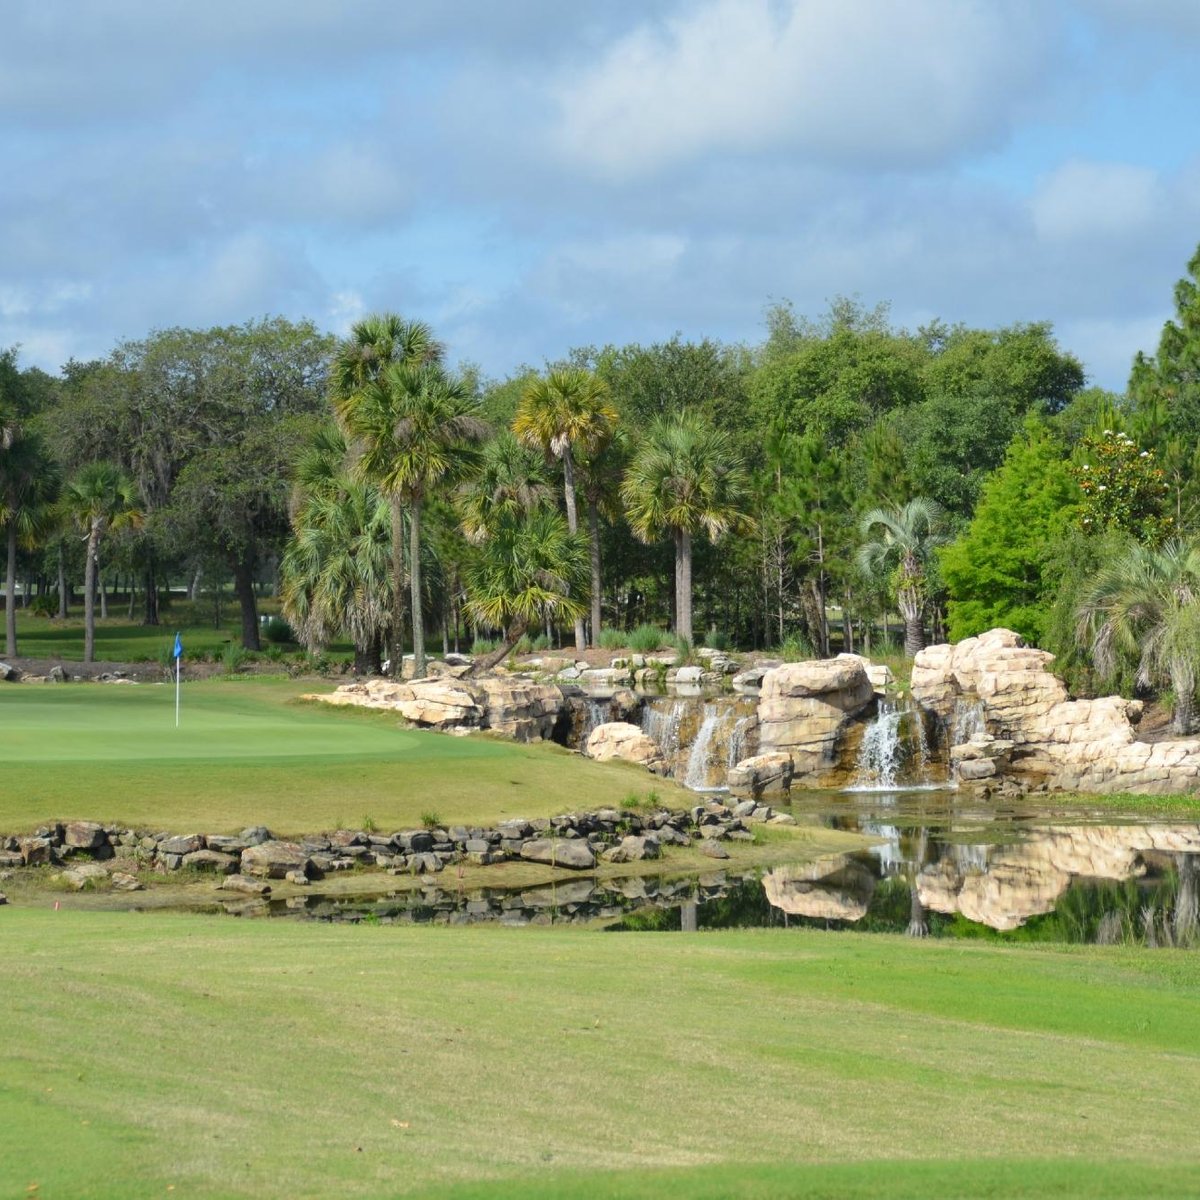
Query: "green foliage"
627 623 666 653
221 642 248 674
420 810 442 829
942 422 1080 644
1072 430 1172 541
703 628 732 651
530 633 551 652
470 636 498 655
263 616 295 645
777 633 814 661
597 627 627 650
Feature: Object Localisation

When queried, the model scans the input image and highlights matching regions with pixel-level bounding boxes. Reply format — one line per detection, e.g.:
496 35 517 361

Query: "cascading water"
577 698 613 745
684 704 724 791
849 698 942 792
641 698 687 761
950 697 986 745
640 695 758 791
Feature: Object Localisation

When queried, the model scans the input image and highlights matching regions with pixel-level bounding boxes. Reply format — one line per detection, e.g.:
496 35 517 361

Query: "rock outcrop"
313 673 563 742
756 658 875 782
911 628 1200 794
585 722 668 774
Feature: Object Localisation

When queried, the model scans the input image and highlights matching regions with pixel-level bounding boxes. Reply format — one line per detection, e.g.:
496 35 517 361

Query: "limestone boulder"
477 676 563 742
757 658 874 781
519 838 596 870
727 752 794 799
0 661 20 682
585 722 668 774
60 863 110 890
63 821 107 852
241 841 312 879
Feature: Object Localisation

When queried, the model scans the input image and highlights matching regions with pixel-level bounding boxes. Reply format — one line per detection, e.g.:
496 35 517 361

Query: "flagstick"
175 654 180 728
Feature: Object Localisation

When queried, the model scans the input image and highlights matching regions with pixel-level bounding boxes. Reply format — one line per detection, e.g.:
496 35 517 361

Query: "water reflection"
190 792 1200 946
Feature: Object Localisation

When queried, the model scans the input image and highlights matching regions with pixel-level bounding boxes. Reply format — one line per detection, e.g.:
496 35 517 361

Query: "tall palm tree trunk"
899 587 925 658
1171 662 1195 735
389 497 406 678
561 451 587 653
468 620 528 675
98 555 108 620
83 525 99 664
588 499 602 647
410 497 426 678
675 528 693 646
5 520 17 657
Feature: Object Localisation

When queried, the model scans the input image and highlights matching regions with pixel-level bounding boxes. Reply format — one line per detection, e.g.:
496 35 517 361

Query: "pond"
173 790 1200 947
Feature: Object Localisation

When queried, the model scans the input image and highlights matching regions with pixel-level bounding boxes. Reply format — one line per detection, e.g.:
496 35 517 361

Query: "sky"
3 0 1200 390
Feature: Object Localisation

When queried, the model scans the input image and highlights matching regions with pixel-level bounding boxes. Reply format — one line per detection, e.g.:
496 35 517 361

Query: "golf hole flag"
173 632 182 727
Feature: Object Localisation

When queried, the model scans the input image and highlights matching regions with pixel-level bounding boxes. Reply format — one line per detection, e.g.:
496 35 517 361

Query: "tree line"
4 245 1200 728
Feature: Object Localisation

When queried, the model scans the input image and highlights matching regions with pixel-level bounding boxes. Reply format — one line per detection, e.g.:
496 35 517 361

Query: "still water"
196 791 1200 947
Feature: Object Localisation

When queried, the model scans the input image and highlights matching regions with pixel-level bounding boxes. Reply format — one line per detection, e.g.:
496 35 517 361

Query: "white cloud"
1031 160 1162 241
551 0 1058 179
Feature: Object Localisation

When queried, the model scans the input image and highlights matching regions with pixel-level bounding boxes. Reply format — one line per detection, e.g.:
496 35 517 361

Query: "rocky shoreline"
0 799 799 901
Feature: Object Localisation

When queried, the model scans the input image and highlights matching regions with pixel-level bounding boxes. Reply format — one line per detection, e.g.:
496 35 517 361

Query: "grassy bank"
0 679 685 831
2 909 1198 1198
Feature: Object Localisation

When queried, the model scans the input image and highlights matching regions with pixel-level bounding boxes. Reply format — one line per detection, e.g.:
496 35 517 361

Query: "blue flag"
173 632 183 660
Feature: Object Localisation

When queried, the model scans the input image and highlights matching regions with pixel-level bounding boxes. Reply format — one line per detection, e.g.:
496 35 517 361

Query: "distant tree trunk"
98 556 108 620
561 451 586 653
231 555 260 651
353 637 382 675
57 542 68 618
188 567 201 602
674 527 693 646
1174 854 1198 944
143 553 159 626
409 497 426 678
389 497 406 677
1171 663 1195 735
5 520 17 657
83 524 101 663
588 498 602 647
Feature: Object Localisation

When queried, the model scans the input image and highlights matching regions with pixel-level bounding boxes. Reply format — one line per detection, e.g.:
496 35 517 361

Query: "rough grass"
0 679 689 833
2 911 1198 1198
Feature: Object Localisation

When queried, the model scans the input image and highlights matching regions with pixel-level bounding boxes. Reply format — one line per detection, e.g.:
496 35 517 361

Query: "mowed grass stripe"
0 680 681 831
2 912 1199 1199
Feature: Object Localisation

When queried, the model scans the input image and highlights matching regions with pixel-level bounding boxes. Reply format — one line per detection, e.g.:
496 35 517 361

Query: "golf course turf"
3 911 1199 1198
0 678 683 831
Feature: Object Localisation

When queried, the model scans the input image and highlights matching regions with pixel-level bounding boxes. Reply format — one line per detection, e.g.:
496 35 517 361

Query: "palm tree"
62 462 142 663
856 498 948 657
620 412 753 646
359 365 487 678
1076 538 1200 735
282 479 393 673
514 368 617 651
464 509 588 674
576 429 627 646
331 314 441 677
0 430 59 656
458 431 553 545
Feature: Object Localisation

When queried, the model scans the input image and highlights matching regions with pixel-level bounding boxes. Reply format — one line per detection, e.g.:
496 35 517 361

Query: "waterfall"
950 697 986 745
849 698 940 791
641 698 687 760
684 704 724 791
578 698 612 745
727 715 755 769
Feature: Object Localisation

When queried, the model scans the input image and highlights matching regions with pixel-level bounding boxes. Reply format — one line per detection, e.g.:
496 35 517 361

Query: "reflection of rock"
917 823 1200 931
757 659 874 783
912 628 1200 794
763 855 876 921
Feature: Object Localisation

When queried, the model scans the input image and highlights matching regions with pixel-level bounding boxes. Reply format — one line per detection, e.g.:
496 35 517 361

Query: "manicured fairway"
2 909 1198 1198
0 679 676 831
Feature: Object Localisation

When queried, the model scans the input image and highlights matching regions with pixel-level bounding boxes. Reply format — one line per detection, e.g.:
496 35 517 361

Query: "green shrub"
29 594 57 618
669 634 694 665
222 643 248 674
778 634 813 662
470 636 498 656
513 634 533 655
530 633 551 651
597 627 627 650
420 810 442 829
704 628 732 651
628 624 665 653
264 616 296 645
